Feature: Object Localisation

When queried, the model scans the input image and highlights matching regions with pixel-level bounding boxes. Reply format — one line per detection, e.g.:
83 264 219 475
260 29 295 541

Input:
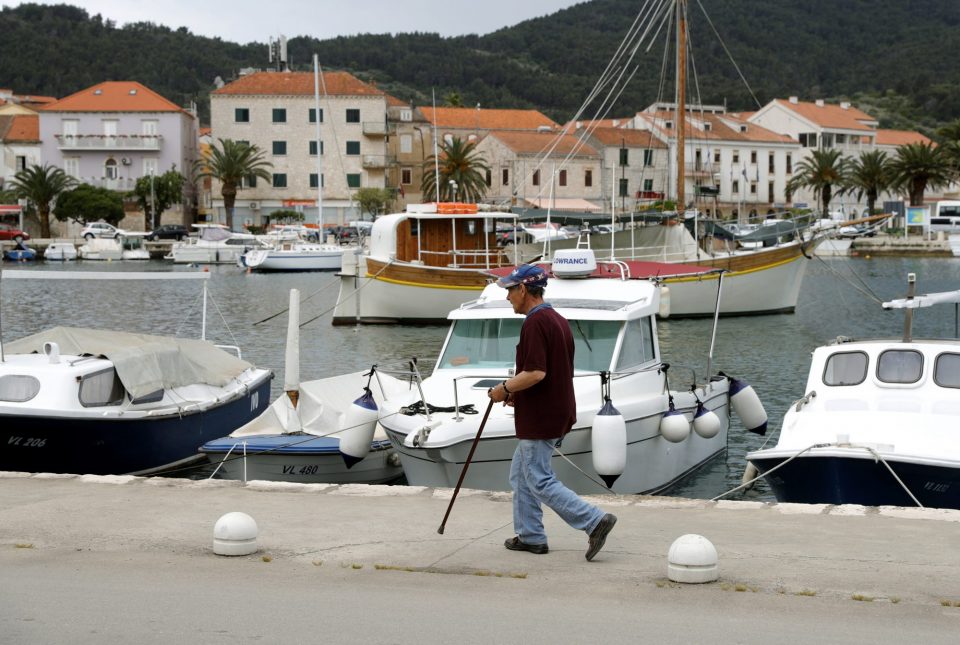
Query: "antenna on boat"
903 272 916 343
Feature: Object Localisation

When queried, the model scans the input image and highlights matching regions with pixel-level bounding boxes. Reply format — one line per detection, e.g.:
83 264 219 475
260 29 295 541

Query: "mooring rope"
298 258 396 328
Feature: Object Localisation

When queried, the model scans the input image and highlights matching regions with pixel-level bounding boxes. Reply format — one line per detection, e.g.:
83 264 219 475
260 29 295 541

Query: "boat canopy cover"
5 326 252 398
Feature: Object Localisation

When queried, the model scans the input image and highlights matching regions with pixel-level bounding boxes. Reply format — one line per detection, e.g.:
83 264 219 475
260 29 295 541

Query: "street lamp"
449 179 458 203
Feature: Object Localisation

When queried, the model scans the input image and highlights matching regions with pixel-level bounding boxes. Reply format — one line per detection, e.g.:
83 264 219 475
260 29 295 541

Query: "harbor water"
2 256 958 501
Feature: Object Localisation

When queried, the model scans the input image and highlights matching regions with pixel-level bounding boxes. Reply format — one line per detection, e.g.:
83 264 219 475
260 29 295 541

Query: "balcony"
362 154 396 169
79 177 139 191
56 134 163 151
362 121 396 137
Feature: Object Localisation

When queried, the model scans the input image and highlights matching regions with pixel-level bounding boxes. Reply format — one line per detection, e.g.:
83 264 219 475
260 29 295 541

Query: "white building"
210 70 390 228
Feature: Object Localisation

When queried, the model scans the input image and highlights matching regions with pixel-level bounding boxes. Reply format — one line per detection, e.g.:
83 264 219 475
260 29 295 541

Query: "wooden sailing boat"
525 0 822 317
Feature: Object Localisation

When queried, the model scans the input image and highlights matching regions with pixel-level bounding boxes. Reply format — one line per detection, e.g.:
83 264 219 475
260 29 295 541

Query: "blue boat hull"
750 454 960 509
0 377 272 476
200 434 403 484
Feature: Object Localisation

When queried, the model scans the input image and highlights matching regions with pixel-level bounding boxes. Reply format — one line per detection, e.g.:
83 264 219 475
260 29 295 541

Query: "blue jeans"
509 439 605 545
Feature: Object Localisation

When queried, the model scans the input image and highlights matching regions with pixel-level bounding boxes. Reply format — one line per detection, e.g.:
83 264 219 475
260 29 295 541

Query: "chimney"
788 96 798 104
840 102 851 110
815 99 825 107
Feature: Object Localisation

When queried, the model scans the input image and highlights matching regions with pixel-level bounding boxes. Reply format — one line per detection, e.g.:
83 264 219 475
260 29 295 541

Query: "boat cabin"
438 250 662 375
369 203 517 269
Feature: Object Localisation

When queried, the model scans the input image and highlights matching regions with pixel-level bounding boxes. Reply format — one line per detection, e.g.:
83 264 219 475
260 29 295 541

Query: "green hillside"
2 1 958 134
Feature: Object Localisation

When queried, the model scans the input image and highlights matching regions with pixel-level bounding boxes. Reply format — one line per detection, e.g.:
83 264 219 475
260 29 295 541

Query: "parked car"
336 226 360 242
0 224 30 242
80 221 124 240
146 224 190 241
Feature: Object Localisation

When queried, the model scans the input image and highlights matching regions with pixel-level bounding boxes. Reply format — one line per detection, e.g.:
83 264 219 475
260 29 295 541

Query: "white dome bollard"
213 512 259 556
667 534 718 583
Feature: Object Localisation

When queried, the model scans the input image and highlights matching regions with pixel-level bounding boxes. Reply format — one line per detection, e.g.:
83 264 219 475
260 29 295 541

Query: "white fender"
591 399 626 488
741 462 759 490
729 377 768 435
658 284 671 318
338 388 378 467
692 402 721 439
660 404 690 443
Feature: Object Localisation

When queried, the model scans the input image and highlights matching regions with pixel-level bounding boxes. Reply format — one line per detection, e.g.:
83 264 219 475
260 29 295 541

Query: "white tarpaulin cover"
5 326 252 399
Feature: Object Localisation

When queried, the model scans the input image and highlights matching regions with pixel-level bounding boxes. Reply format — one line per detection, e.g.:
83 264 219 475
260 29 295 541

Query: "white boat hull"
205 442 402 484
171 245 248 264
243 247 343 271
815 238 853 257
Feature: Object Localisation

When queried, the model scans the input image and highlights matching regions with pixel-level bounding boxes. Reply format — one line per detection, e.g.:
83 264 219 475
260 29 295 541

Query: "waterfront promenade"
1 472 959 643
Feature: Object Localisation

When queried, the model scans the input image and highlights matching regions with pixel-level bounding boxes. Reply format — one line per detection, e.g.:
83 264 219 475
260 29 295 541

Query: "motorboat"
167 224 266 264
378 248 768 495
747 274 960 509
43 242 78 261
0 270 273 476
240 236 344 272
78 237 123 261
120 232 150 260
332 202 519 324
200 290 406 484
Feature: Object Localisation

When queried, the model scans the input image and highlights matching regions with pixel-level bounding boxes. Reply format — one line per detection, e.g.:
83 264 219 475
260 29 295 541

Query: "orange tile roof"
212 71 384 97
385 94 408 108
42 81 184 113
4 114 39 142
18 95 57 105
488 130 598 157
562 117 633 131
426 107 558 131
774 99 876 131
640 111 794 144
875 129 932 147
589 126 667 148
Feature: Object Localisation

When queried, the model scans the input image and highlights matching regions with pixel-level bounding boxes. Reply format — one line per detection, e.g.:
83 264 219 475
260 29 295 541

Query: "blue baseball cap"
496 264 548 289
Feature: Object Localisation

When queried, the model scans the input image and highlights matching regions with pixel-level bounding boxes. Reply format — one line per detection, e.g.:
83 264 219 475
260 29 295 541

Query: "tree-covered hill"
2 1 958 134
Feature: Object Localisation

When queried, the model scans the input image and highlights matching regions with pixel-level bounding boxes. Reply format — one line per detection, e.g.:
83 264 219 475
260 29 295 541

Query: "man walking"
488 264 616 560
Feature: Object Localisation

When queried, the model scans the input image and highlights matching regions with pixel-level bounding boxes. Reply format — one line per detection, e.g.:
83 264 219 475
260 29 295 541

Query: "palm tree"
421 137 490 203
938 120 960 171
195 138 273 230
841 150 892 217
888 142 955 206
7 164 75 238
786 148 847 215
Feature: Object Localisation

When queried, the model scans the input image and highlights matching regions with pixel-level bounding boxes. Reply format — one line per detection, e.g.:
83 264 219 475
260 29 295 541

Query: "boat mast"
675 0 687 211
313 54 324 234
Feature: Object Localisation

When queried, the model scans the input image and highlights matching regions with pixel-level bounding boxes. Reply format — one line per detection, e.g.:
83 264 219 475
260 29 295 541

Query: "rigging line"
173 288 204 337
252 274 340 326
207 290 243 351
521 0 665 192
811 255 884 304
693 0 763 110
297 257 396 328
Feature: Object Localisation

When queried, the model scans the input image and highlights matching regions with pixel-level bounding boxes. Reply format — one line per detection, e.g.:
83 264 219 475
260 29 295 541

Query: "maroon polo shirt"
514 305 576 440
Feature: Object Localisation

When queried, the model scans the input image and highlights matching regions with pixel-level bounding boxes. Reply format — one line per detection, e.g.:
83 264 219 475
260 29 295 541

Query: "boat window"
616 317 656 371
822 351 868 386
0 375 41 402
934 353 960 388
78 368 125 407
877 350 923 384
569 320 620 372
439 319 522 369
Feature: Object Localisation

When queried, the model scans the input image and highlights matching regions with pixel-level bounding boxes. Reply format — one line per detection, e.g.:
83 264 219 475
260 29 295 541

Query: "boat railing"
417 248 508 269
215 344 242 360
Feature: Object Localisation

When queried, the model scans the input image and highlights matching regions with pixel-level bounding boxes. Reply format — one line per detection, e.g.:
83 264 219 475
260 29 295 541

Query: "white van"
928 201 960 232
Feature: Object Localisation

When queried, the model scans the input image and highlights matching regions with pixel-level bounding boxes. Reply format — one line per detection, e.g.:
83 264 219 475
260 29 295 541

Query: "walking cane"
437 397 495 534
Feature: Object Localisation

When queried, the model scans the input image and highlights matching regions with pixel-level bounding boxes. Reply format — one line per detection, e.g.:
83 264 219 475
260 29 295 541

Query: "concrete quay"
2 472 960 644
850 233 956 257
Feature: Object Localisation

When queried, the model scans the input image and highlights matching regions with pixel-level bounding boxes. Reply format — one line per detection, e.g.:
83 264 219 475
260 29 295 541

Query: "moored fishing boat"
747 274 960 509
201 289 406 484
0 270 273 476
378 248 768 495
332 202 519 324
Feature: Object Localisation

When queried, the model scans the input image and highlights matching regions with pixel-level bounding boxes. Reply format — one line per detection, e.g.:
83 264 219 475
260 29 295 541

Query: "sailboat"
241 54 344 273
517 0 823 317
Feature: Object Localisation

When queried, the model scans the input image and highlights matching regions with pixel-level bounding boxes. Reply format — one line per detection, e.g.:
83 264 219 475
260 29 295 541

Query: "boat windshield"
438 318 621 372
